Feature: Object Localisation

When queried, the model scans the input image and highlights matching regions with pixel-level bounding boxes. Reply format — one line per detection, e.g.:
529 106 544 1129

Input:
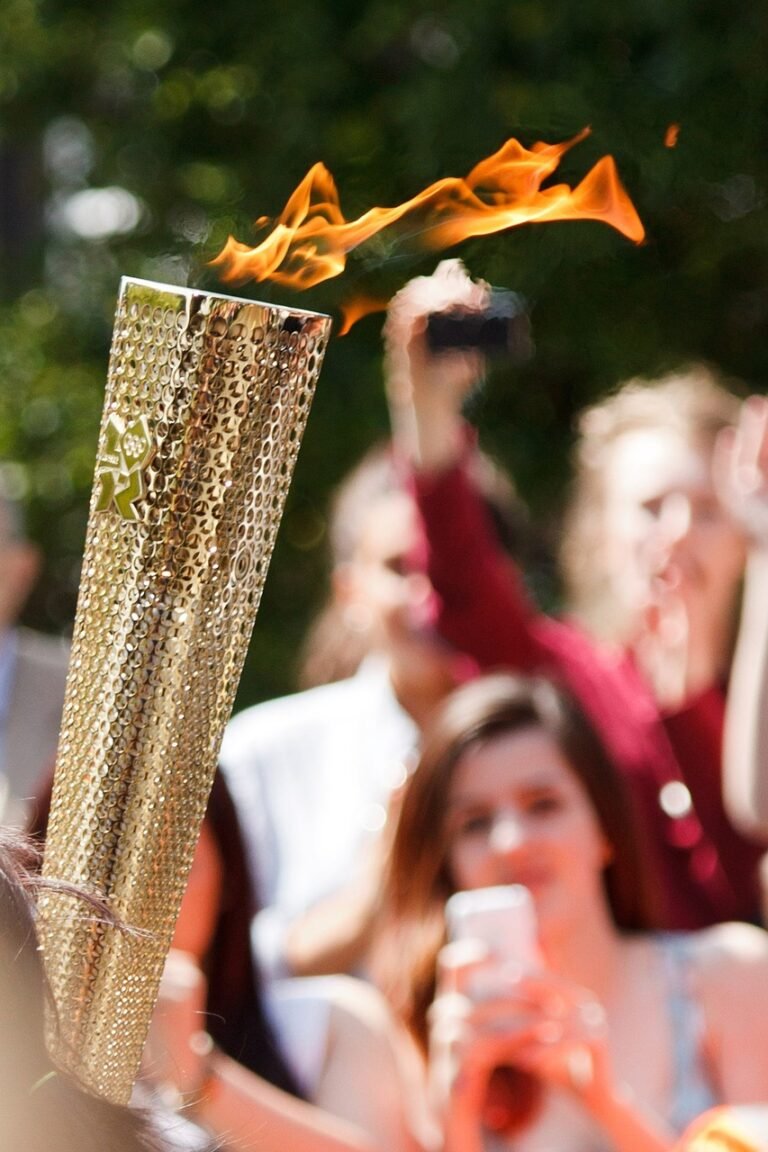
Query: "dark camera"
425 289 532 362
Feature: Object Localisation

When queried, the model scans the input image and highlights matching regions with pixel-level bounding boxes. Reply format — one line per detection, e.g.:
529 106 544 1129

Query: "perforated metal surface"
38 279 331 1103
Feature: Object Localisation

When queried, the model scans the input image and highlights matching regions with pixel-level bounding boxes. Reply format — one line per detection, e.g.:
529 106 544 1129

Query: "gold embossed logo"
95 414 154 521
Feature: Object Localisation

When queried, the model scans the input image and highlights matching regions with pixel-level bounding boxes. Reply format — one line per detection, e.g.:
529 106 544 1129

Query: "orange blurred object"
665 123 681 148
676 1106 766 1151
337 295 390 336
211 129 645 291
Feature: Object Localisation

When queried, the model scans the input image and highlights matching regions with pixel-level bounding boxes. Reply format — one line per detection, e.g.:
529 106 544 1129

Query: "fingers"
431 946 542 1069
565 1046 595 1092
430 991 545 1080
432 996 607 1105
505 989 608 1100
432 960 606 1052
437 937 494 995
385 259 489 336
739 395 768 474
384 263 489 403
714 395 768 543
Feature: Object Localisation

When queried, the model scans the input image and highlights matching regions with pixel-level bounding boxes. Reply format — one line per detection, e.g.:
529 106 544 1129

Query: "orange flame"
212 129 644 291
665 123 680 148
337 295 389 336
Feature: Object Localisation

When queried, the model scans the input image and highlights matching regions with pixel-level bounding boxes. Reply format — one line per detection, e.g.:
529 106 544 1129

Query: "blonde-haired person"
384 259 768 930
562 368 742 685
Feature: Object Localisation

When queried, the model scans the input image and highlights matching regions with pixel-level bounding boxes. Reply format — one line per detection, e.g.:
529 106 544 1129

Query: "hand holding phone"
439 886 544 1135
426 290 532 362
445 884 539 969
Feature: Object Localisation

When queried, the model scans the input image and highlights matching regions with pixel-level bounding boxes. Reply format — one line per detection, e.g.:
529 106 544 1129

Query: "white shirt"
220 656 418 980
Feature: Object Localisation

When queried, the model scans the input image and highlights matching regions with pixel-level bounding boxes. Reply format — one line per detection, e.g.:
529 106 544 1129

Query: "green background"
2 1 767 708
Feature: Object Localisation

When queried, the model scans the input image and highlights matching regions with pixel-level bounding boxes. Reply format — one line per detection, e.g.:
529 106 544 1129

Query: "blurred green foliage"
1 0 768 707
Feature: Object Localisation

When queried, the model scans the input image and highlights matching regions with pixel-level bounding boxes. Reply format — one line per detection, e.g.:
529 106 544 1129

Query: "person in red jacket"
384 258 768 929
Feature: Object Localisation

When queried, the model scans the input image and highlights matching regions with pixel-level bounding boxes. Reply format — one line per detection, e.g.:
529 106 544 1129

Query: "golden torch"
37 278 331 1103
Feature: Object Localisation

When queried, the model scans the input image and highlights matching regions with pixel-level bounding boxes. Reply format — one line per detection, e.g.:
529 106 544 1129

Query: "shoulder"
325 974 402 1036
319 975 434 1150
682 924 768 1102
323 977 425 1100
687 921 768 968
684 922 768 1011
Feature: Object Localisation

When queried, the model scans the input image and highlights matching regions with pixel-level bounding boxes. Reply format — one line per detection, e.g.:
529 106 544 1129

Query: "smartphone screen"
445 884 539 967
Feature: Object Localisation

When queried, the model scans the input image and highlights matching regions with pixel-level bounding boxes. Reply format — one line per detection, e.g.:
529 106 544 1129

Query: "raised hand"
715 394 768 546
429 939 611 1140
383 259 489 471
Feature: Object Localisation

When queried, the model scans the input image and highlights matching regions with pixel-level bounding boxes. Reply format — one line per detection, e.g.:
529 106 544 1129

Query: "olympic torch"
37 278 331 1103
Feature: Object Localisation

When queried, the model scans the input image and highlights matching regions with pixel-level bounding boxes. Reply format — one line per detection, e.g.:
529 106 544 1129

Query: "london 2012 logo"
94 414 154 521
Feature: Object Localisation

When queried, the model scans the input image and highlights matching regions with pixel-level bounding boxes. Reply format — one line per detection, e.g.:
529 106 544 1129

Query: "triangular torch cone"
37 278 331 1103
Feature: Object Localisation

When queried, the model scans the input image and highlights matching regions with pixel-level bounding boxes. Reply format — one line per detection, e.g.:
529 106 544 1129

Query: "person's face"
601 428 747 622
445 726 611 939
339 490 462 692
348 490 432 641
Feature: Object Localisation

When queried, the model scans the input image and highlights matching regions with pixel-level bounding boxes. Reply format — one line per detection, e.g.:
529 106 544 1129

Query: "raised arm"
383 258 487 476
383 261 550 673
149 952 430 1152
719 396 768 837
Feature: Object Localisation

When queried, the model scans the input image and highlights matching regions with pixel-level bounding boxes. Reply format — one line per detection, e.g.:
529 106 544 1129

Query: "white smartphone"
445 884 539 968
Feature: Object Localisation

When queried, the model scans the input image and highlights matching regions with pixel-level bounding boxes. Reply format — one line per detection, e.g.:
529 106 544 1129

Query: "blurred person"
0 825 179 1152
0 474 68 825
219 441 536 985
144 801 430 1152
372 674 768 1152
384 259 768 929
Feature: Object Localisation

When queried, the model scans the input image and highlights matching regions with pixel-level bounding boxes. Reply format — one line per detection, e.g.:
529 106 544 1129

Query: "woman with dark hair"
0 827 172 1152
149 770 427 1152
373 675 768 1152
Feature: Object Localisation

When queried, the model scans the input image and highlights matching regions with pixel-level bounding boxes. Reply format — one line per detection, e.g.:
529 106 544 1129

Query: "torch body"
38 279 330 1103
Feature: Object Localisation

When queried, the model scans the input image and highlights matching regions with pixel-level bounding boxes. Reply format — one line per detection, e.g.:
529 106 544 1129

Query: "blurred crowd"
6 260 768 1150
